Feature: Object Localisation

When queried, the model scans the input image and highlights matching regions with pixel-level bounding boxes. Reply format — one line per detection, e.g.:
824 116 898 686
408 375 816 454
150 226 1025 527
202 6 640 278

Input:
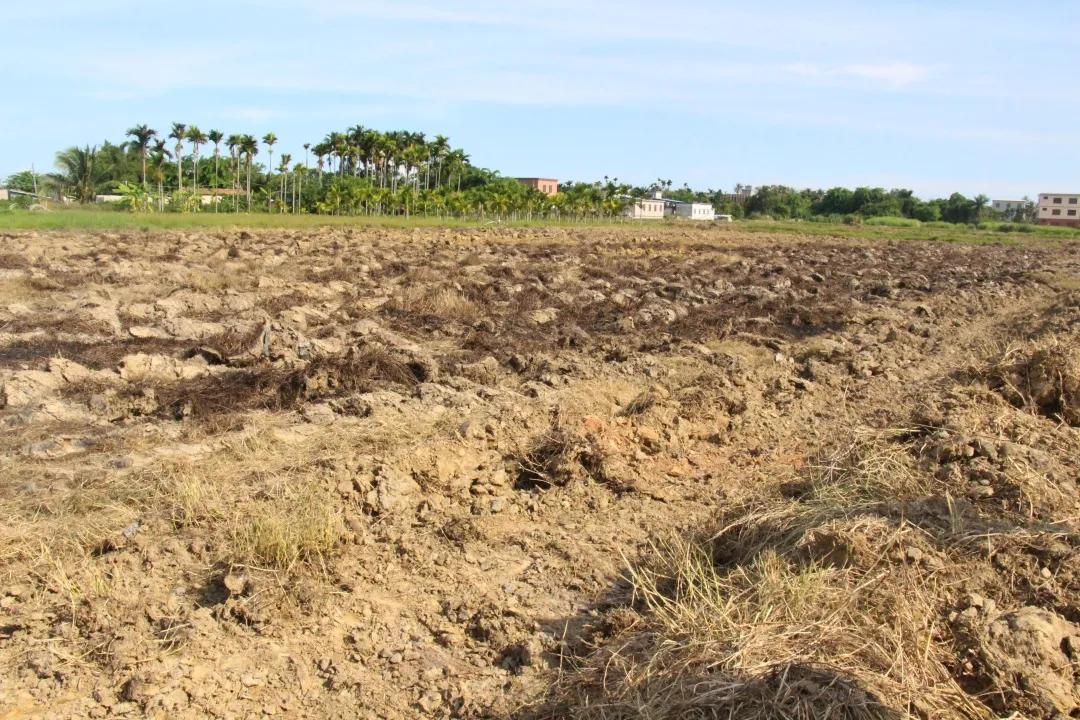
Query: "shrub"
863 216 920 228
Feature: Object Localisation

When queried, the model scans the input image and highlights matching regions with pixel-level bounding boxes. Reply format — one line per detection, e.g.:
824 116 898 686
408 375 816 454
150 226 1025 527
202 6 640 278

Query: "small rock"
223 573 248 596
529 308 558 325
904 547 924 563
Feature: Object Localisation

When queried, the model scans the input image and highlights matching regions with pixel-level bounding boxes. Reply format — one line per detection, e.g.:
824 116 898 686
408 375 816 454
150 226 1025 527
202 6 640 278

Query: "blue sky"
3 0 1078 198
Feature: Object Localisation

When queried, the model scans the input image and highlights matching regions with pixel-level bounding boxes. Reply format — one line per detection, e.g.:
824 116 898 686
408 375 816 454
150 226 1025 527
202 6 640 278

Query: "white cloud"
784 61 933 87
219 106 287 123
842 62 932 86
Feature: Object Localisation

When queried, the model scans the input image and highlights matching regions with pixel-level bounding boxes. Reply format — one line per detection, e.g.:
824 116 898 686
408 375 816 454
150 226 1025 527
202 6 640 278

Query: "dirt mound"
988 335 1080 425
3 226 1080 719
538 418 1080 720
962 607 1080 717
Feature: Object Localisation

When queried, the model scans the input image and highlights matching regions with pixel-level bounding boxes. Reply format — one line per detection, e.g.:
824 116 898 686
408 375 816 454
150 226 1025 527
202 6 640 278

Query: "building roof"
616 194 663 201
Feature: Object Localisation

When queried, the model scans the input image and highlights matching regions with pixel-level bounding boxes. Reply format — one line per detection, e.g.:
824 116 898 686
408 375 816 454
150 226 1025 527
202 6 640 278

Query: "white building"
1037 193 1080 227
992 199 1030 220
622 194 665 220
673 202 716 221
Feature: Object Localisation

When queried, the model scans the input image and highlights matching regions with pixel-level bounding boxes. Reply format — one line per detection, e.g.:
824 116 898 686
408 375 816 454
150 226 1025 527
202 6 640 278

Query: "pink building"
516 178 559 196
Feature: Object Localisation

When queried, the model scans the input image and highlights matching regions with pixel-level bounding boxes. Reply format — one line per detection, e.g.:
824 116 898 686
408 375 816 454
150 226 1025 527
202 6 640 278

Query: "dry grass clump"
2 336 191 371
538 432 1045 720
137 346 423 421
0 422 389 584
0 252 30 269
185 267 255 293
515 427 591 490
229 485 345 571
986 335 1080 425
3 313 115 337
544 527 976 720
385 284 481 324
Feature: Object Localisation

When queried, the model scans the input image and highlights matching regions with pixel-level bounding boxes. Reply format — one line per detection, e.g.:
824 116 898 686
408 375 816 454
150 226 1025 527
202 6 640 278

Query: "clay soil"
1 225 1078 719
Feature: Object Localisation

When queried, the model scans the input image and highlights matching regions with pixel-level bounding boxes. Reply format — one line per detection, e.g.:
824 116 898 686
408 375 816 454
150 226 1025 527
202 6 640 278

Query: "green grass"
735 217 1079 245
0 205 639 232
0 206 488 231
1 205 1077 246
863 216 922 228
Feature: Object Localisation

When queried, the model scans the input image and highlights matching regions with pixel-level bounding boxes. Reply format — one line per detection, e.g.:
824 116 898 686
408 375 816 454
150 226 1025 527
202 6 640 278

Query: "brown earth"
0 225 1078 719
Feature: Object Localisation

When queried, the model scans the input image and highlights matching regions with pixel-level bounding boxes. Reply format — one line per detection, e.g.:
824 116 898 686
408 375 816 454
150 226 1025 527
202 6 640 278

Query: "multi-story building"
991 199 1031 220
671 202 716 221
1037 193 1080 227
621 192 665 219
516 178 559 197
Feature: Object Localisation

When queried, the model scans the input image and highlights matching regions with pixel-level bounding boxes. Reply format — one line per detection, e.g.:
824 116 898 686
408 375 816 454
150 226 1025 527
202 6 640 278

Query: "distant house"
95 194 124 203
516 178 559 197
195 188 245 205
0 188 9 202
621 192 665 220
670 201 716 221
720 186 754 204
992 199 1030 220
1037 193 1080 227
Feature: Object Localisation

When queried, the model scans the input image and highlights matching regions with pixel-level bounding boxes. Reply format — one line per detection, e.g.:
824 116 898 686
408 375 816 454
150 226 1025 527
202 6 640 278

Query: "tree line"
664 184 1030 224
3 125 1027 224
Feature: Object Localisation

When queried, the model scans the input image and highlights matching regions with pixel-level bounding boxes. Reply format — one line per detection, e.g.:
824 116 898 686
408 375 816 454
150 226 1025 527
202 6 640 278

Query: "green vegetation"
862 216 922 228
2 206 1076 246
4 124 641 221
0 124 1045 226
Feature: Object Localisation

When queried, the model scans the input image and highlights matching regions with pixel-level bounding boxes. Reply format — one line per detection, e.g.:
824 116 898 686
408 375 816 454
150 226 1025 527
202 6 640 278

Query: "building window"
1053 209 1062 216
1070 210 1077 216
1054 197 1063 204
1071 198 1078 204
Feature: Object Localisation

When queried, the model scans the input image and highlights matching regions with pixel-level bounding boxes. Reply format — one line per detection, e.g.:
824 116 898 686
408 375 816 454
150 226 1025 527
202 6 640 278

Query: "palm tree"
300 143 310 210
375 132 395 188
241 135 258 212
447 149 469 192
428 134 448 188
207 130 224 192
187 126 207 192
125 124 157 187
326 132 347 177
278 153 291 212
312 141 329 184
168 123 187 191
50 145 102 203
150 140 170 211
261 133 277 211
226 134 243 194
973 194 989 222
403 144 426 191
293 161 304 213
